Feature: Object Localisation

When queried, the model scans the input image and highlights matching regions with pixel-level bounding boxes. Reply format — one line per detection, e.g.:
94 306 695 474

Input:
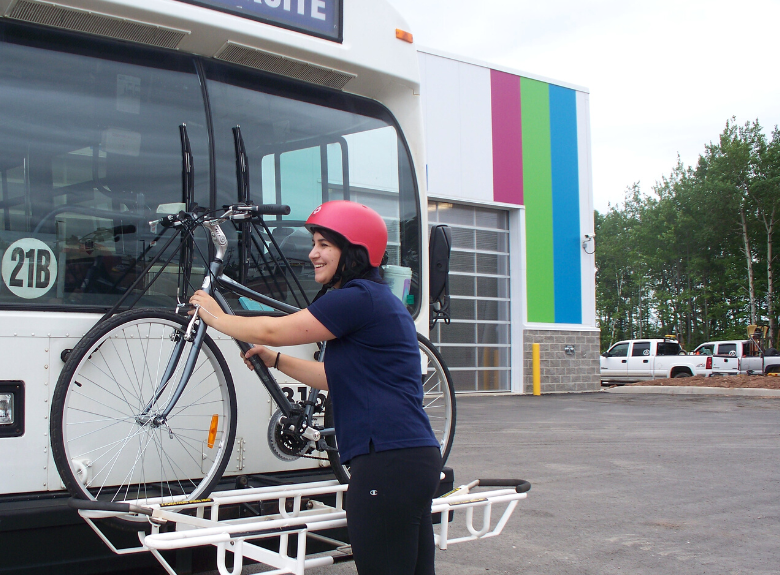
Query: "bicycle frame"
141 210 331 445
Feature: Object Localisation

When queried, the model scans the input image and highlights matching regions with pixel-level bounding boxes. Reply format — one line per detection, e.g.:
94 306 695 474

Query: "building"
420 48 600 394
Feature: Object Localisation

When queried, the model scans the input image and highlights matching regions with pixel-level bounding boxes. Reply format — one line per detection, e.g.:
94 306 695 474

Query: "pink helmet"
305 201 388 267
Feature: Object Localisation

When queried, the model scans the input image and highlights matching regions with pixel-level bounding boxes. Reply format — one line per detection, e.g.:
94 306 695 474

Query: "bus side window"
280 146 327 219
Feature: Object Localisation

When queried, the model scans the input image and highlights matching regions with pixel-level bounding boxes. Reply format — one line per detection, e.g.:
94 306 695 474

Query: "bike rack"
72 476 530 575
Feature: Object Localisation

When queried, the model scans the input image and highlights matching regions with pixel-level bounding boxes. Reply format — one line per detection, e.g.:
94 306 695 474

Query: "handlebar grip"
477 479 531 493
68 498 154 516
246 352 267 372
253 204 291 216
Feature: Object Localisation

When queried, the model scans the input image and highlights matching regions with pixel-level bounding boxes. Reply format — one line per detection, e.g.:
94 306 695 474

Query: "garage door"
428 201 511 391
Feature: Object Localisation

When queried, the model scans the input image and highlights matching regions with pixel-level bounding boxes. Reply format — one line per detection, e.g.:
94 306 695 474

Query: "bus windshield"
0 22 420 313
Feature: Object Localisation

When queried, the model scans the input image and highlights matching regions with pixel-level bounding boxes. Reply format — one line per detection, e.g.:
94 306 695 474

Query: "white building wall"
577 91 597 328
510 207 526 393
418 52 493 203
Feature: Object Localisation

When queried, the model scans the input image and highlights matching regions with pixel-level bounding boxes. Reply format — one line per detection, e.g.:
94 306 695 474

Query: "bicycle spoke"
89 419 149 496
77 361 142 416
111 423 157 502
65 413 137 444
64 400 135 425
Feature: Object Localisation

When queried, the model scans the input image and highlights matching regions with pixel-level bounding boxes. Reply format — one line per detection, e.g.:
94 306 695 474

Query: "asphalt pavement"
293 391 780 575
164 390 780 575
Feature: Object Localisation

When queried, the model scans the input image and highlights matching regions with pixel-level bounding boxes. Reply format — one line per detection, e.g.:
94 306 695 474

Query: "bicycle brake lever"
185 305 201 339
175 293 196 315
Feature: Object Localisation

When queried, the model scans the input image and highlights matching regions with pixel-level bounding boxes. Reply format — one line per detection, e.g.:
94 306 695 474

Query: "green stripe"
521 78 555 323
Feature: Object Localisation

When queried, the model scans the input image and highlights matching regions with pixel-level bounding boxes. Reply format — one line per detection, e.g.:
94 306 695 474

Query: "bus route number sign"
2 238 58 300
178 0 343 42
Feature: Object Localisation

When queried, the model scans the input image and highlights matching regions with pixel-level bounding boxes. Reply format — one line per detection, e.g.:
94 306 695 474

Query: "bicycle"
50 203 456 527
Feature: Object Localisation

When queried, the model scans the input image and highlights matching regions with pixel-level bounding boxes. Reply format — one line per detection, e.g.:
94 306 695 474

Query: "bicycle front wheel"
51 309 237 514
326 333 456 483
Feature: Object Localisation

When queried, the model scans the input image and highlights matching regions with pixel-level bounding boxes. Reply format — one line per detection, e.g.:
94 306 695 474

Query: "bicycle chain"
299 452 330 461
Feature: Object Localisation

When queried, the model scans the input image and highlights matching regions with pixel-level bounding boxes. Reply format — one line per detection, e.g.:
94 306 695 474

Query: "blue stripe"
549 85 582 324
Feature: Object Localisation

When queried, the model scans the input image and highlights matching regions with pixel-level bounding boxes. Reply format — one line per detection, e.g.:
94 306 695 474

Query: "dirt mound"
628 374 780 390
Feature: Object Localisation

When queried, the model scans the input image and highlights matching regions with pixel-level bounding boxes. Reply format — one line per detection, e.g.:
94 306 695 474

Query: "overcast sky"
387 0 780 214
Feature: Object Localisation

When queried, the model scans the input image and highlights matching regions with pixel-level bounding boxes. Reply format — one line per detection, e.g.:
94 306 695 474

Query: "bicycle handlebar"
245 204 291 216
148 203 291 232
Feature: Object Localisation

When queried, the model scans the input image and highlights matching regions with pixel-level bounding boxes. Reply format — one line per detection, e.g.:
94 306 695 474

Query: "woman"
189 200 442 575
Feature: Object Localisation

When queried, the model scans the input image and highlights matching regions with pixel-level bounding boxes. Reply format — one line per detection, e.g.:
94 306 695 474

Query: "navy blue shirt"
307 276 439 463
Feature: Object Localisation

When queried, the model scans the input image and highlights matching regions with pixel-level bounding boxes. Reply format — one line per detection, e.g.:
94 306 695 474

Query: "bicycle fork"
137 246 224 427
136 311 207 427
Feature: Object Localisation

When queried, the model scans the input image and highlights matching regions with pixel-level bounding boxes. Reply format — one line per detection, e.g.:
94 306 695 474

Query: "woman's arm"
243 346 328 391
189 290 335 346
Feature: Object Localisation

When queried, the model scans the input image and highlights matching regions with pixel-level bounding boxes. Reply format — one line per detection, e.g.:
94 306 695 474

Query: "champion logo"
369 489 378 496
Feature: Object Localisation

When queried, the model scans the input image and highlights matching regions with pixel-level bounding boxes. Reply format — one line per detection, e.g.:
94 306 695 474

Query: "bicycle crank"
267 409 310 462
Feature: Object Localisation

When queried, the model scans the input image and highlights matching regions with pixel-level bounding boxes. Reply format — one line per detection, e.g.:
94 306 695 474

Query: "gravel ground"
623 374 780 389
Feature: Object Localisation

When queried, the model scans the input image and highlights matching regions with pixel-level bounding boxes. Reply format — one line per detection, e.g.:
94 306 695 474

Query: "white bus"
0 0 447 567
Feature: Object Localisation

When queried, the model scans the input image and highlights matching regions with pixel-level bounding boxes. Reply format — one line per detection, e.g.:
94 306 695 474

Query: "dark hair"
310 226 383 287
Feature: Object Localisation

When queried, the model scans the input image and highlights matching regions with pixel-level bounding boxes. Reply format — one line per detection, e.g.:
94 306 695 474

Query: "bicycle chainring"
267 409 309 462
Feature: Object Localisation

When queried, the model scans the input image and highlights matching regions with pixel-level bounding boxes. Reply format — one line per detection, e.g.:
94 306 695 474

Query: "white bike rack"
73 477 529 575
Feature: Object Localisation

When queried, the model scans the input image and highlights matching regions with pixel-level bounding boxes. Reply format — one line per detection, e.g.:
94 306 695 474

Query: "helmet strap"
311 284 330 303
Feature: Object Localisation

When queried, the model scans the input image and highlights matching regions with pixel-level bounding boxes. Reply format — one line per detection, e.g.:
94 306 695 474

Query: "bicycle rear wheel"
326 333 456 483
418 333 457 464
51 309 237 521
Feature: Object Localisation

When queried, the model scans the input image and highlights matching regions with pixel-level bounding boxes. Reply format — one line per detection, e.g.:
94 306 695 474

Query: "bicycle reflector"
207 414 219 449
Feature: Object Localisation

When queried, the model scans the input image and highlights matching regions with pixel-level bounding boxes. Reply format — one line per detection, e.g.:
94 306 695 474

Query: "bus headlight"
0 393 13 425
0 382 24 437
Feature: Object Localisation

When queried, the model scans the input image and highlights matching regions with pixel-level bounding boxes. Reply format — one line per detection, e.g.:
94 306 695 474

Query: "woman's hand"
189 290 224 327
241 345 277 370
242 346 328 390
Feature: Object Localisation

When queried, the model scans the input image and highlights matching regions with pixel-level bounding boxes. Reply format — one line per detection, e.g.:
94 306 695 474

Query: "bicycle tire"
325 333 456 484
51 309 237 525
418 333 457 464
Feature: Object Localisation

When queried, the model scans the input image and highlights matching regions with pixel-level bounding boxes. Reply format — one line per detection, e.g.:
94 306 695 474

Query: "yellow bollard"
532 343 541 396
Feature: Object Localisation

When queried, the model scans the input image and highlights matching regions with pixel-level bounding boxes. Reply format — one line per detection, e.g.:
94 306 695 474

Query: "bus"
0 0 442 570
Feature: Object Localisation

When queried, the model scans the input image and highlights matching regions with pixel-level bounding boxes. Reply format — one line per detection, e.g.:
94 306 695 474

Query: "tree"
595 118 779 351
703 119 764 327
751 126 780 346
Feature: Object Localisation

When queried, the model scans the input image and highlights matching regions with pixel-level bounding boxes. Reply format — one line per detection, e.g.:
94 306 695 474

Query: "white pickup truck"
692 340 780 375
600 338 711 384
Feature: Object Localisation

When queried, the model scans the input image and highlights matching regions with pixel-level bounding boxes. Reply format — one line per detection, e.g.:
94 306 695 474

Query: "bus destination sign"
178 0 343 42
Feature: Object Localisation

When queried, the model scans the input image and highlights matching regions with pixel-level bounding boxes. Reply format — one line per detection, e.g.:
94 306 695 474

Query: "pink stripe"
491 70 523 205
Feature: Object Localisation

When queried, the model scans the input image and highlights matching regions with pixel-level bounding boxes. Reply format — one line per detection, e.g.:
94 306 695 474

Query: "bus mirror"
429 225 452 328
429 225 451 302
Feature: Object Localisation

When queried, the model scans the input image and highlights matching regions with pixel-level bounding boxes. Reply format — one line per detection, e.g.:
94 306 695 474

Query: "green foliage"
596 118 780 351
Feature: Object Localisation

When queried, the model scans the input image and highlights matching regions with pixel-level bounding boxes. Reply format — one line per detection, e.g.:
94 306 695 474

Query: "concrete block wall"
523 329 600 393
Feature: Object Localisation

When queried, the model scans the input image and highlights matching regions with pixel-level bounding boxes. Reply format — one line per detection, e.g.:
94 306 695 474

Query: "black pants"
346 445 442 575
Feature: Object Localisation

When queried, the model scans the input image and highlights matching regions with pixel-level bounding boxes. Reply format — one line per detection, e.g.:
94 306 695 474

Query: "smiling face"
309 231 343 286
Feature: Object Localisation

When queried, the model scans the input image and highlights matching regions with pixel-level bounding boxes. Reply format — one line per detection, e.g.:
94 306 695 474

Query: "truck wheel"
765 366 780 375
673 372 692 378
